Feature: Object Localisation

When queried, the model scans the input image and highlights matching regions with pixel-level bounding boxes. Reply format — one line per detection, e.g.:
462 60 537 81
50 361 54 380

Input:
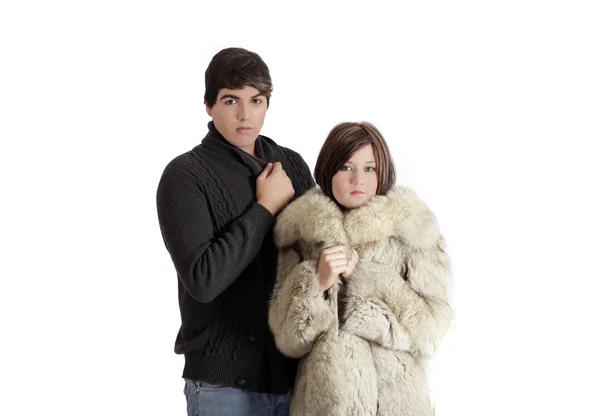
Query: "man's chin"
223 133 257 145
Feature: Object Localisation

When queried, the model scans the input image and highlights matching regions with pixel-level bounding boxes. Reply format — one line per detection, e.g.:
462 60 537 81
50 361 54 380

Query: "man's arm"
156 169 275 303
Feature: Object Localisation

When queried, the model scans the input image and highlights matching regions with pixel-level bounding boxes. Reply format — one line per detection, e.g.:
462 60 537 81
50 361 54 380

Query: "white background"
1 1 599 415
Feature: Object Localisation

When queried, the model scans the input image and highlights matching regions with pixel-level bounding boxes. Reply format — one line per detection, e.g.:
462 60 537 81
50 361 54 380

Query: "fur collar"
275 187 440 249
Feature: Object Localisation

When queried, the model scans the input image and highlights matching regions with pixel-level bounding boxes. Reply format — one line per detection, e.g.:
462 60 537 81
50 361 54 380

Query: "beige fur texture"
269 187 453 415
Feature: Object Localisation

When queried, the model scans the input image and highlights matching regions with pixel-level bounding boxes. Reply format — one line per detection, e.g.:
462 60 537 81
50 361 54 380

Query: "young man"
156 47 314 415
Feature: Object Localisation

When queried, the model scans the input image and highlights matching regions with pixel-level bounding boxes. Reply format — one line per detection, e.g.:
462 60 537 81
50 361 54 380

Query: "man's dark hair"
204 47 273 108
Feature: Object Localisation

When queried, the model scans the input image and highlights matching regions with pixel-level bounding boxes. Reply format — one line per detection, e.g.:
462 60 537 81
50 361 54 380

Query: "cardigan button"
236 378 247 386
248 334 256 342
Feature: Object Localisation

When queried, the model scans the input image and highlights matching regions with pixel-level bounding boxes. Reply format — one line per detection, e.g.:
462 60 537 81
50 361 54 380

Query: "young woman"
269 122 453 415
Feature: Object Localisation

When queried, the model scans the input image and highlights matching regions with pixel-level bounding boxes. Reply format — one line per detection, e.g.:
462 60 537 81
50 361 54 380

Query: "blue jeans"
184 379 291 416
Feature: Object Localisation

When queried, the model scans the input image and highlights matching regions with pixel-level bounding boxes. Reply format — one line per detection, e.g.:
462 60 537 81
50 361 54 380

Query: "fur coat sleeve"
343 240 453 360
341 188 453 360
268 246 335 358
399 238 453 359
341 264 413 351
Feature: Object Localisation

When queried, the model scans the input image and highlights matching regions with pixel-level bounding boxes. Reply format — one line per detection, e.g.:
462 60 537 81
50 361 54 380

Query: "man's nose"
237 102 251 121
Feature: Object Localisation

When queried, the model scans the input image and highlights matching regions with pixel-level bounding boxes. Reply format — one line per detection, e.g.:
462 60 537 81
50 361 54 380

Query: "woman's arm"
342 291 412 351
385 239 453 359
268 247 335 358
342 240 452 359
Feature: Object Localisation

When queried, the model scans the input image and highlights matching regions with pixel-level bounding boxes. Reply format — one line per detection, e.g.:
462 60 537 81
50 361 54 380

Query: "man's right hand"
257 162 295 215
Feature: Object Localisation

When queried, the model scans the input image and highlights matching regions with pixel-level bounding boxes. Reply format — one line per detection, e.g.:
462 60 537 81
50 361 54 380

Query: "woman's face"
332 144 378 209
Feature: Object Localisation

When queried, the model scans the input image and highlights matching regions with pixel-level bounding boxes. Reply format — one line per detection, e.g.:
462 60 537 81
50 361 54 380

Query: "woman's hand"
317 245 348 292
341 249 359 280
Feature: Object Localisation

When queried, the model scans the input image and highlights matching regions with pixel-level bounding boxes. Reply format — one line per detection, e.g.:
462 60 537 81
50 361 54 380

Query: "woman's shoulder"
347 187 441 249
274 188 342 248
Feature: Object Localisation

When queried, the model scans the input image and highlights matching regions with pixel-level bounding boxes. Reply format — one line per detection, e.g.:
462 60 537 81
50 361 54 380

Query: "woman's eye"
340 165 351 172
365 167 376 172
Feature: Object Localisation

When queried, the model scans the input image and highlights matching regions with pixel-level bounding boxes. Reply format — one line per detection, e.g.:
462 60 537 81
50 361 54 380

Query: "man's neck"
239 144 255 156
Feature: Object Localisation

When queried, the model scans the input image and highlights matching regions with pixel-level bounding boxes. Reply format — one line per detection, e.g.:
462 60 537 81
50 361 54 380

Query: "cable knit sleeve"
156 169 275 303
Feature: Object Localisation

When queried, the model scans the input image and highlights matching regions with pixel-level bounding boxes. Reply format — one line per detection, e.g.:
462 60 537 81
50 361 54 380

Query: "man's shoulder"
280 144 311 176
274 143 315 196
163 144 209 171
259 133 306 162
161 145 217 185
280 145 305 161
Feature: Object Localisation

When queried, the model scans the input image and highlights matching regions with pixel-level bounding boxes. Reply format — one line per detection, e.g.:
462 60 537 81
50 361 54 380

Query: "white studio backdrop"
1 1 599 415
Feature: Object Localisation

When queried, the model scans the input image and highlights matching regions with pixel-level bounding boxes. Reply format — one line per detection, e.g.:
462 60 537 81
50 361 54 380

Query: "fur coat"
268 187 453 415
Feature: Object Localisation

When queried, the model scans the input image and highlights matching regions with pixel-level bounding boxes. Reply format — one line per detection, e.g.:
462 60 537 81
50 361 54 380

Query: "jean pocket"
194 380 229 391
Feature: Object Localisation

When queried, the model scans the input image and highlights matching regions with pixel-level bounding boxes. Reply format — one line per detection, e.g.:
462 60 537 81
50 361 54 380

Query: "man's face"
206 86 268 155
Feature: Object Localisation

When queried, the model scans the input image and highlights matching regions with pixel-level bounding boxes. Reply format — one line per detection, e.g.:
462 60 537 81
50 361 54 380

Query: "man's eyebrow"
219 94 240 101
219 93 266 101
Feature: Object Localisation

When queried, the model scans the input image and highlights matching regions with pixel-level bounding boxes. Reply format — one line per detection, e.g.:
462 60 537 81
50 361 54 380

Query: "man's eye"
252 99 262 104
225 99 237 105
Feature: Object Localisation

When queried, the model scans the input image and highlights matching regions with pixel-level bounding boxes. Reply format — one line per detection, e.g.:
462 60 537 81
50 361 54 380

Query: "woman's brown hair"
314 122 396 201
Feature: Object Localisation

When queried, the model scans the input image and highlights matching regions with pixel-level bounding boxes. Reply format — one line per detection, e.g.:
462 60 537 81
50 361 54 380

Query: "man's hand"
256 162 295 215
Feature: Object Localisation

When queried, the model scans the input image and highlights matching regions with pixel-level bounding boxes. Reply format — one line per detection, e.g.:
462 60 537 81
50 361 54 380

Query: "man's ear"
205 104 212 117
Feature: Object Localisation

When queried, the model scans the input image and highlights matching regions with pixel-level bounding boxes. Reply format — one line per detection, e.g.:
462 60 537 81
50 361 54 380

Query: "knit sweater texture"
156 122 314 394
